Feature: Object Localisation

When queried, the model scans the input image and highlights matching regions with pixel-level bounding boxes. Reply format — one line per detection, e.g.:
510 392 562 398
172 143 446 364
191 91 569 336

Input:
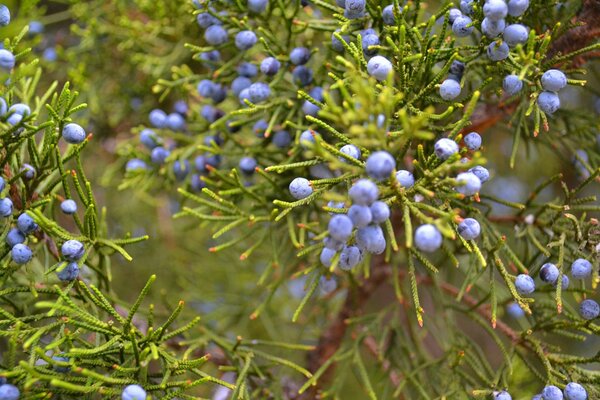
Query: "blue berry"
197 79 216 98
209 84 227 104
464 132 482 150
515 274 535 295
579 299 599 320
542 385 564 400
395 170 415 188
455 172 481 196
484 0 508 21
190 174 206 192
0 177 4 192
126 159 148 172
17 213 37 234
196 12 220 29
336 0 345 6
239 157 257 175
149 109 167 128
367 56 393 81
452 16 474 37
0 98 6 116
366 151 396 181
319 276 337 295
555 274 570 290
439 79 461 100
414 224 442 252
458 218 480 240
122 384 147 400
9 103 31 117
339 144 361 161
563 382 587 400
503 74 523 96
503 24 528 47
0 198 13 217
324 236 345 251
200 50 221 64
339 245 362 270
201 105 224 123
289 177 312 199
52 355 70 372
434 138 459 160
140 129 159 149
151 147 170 165
508 0 529 17
7 113 22 126
0 384 19 400
382 5 396 25
272 130 291 148
290 47 311 65
344 0 366 19
11 243 33 264
362 34 380 56
448 60 466 81
541 69 567 92
349 179 379 205
506 302 525 318
328 214 353 242
237 62 258 77
495 390 512 400
469 166 490 183
537 91 561 114
532 395 543 400
166 113 186 131
204 25 228 46
356 225 386 254
62 123 86 144
173 160 190 181
5 228 25 247
539 263 559 284
448 8 462 25
302 99 320 116
292 66 313 87
300 130 316 148
61 240 85 261
174 101 188 115
482 17 506 38
57 262 79 281
348 205 372 228
370 201 390 224
248 82 271 103
320 247 336 267
487 41 510 61
0 49 15 70
235 30 257 50
260 57 280 76
460 0 475 14
331 30 349 52
248 0 268 13
571 258 592 279
0 5 10 27
20 164 36 180
60 199 77 215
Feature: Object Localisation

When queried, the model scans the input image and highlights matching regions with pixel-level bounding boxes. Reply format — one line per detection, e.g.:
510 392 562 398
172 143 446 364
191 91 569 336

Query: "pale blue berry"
395 170 415 188
292 66 313 87
17 213 37 234
20 164 36 180
464 132 481 150
300 129 316 148
579 299 599 320
348 205 372 228
460 0 474 14
571 258 592 279
0 5 10 27
289 177 312 199
239 156 257 175
238 62 257 77
331 30 350 52
503 74 523 96
458 218 480 240
290 47 311 65
248 82 271 103
62 123 86 144
260 57 280 76
204 25 228 46
149 109 167 128
122 384 147 400
196 12 220 29
140 129 159 149
495 390 512 400
434 138 459 159
324 236 345 251
366 151 396 181
151 147 170 165
61 240 85 262
0 49 15 70
563 382 587 400
248 0 268 13
356 225 386 254
235 30 257 50
272 130 291 148
339 144 361 162
382 5 397 25
370 201 390 224
339 245 362 270
508 0 529 17
439 79 461 100
415 224 442 252
11 243 33 264
506 302 525 318
482 17 506 38
5 228 25 247
328 214 353 242
0 384 19 400
555 275 570 290
362 34 380 56
487 41 510 61
60 199 77 215
541 69 567 92
367 56 393 81
349 179 379 205
166 113 185 131
539 263 559 284
344 0 366 19
126 159 148 172
320 247 336 267
452 16 474 37
173 160 190 181
469 166 490 183
0 197 13 217
57 262 79 281
484 0 508 21
190 174 206 193
455 172 481 196
542 385 564 400
503 24 528 47
8 103 31 117
515 274 535 295
448 8 462 25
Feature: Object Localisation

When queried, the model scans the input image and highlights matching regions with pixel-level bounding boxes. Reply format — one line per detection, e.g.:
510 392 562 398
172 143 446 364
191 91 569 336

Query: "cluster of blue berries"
531 382 588 400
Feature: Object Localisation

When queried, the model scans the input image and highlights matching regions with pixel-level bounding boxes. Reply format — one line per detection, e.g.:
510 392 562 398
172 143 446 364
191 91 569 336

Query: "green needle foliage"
0 0 599 399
